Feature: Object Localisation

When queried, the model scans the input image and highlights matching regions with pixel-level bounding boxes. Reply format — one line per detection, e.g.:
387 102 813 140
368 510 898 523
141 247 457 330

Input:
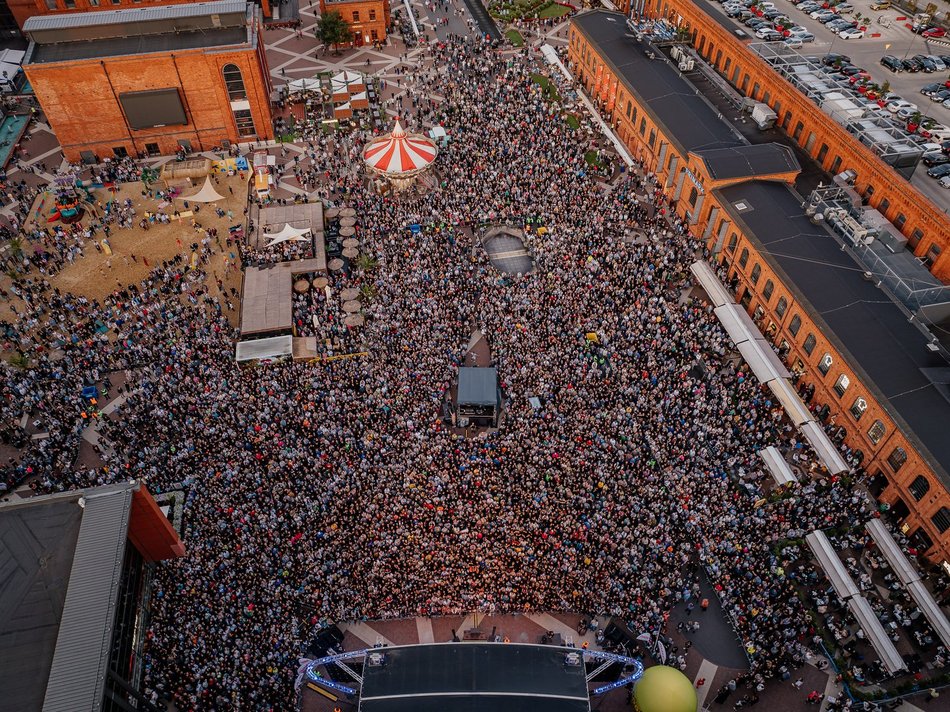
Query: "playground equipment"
47 168 99 223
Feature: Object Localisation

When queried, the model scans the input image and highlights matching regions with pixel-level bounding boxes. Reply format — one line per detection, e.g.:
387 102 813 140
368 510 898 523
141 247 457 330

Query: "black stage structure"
457 367 500 427
359 643 589 712
298 642 644 711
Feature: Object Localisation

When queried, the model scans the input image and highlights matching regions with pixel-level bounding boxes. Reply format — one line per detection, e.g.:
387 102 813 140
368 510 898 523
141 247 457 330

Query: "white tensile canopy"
177 176 226 203
287 76 321 93
758 446 798 486
264 224 312 247
331 70 364 93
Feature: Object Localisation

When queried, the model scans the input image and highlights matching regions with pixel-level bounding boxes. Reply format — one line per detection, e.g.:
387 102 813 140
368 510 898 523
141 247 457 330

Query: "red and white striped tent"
363 118 438 190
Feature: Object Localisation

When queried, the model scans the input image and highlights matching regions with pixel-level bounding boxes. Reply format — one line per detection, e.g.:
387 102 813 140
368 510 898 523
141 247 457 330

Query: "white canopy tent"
805 530 860 601
286 76 321 93
846 596 906 675
713 303 760 346
865 518 922 586
737 339 792 383
906 580 950 649
690 260 733 307
235 335 293 363
767 378 814 426
800 421 850 475
264 224 312 247
758 446 798 486
177 176 226 203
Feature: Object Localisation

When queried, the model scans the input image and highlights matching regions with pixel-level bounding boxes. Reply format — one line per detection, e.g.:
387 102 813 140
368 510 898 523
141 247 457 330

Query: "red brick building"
628 0 950 282
6 0 273 30
319 0 390 46
23 0 273 161
569 10 950 568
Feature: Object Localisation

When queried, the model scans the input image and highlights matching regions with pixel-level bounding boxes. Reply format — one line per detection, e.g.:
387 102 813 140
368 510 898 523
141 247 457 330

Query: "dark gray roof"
714 181 950 488
26 26 250 64
43 485 134 712
694 144 800 181
458 367 499 406
359 643 590 712
0 495 83 712
0 482 138 712
572 10 743 156
23 0 247 31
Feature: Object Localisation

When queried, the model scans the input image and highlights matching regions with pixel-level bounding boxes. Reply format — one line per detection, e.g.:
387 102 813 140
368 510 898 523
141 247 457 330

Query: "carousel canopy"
363 118 438 176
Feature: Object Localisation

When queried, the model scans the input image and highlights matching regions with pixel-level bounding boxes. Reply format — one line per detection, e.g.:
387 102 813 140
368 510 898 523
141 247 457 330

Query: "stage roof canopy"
359 643 591 712
458 367 498 406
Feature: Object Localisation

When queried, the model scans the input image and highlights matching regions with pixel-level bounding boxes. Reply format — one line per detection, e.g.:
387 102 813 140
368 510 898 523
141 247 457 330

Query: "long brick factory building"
569 9 950 568
21 0 274 162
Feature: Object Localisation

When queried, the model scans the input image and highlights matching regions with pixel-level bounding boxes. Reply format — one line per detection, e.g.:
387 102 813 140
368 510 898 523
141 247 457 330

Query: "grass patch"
530 72 561 102
565 114 580 130
505 28 525 46
584 150 604 168
537 2 571 18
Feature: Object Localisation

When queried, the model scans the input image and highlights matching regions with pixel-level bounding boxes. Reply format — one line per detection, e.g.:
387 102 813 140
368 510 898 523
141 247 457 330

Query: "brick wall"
319 0 390 44
26 47 273 160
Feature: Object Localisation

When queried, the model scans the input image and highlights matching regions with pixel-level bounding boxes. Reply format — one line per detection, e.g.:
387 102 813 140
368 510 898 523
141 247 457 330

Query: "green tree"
316 11 353 55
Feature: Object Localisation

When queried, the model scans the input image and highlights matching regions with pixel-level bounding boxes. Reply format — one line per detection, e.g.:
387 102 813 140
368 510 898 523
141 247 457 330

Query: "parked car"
922 27 947 38
926 163 950 178
836 2 854 12
926 56 946 71
922 151 950 166
869 1 890 9
818 13 841 23
791 31 815 42
880 55 903 72
902 57 923 72
810 9 835 20
839 28 864 39
921 83 944 96
784 36 804 48
938 175 950 189
931 90 950 103
821 53 851 66
886 99 914 113
897 106 919 121
913 55 937 72
756 28 784 40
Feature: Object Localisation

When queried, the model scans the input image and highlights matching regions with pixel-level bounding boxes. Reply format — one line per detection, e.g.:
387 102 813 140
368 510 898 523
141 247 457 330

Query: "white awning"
846 596 906 675
690 260 733 307
805 530 860 601
800 421 850 475
758 446 797 486
767 379 814 426
235 336 293 363
737 339 792 383
286 76 321 92
713 303 760 345
865 518 922 586
906 580 950 649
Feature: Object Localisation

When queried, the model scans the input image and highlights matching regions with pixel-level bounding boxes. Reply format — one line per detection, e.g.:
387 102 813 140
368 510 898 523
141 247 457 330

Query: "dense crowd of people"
0 23 943 712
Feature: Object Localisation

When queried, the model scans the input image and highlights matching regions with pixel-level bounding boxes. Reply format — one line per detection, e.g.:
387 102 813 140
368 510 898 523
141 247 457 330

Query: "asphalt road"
703 0 950 214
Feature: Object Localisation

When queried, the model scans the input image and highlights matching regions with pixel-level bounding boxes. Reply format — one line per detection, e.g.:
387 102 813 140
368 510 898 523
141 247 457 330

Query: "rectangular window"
232 108 256 137
353 10 360 21
45 0 57 8
371 28 378 40
830 156 841 174
895 213 906 230
144 142 160 156
793 121 804 141
909 228 923 250
817 144 828 163
923 243 942 267
369 8 376 20
64 0 75 7
112 146 128 158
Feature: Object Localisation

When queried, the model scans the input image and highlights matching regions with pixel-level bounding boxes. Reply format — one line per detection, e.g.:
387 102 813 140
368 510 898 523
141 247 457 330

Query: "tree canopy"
315 11 353 54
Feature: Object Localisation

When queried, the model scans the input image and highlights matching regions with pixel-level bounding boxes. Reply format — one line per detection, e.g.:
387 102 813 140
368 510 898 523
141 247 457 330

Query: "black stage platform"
359 643 591 712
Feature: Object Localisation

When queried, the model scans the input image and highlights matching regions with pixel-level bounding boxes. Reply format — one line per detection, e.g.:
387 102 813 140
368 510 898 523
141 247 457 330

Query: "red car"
922 27 947 38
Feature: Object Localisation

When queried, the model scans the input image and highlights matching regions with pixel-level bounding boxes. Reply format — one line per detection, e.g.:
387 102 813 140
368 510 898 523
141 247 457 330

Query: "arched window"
932 507 950 534
833 373 850 396
223 64 247 101
818 353 832 375
762 279 774 302
739 248 749 269
887 446 907 472
909 475 930 501
850 396 867 420
750 263 761 285
867 419 886 445
775 296 788 318
788 314 801 336
727 233 738 253
802 333 816 355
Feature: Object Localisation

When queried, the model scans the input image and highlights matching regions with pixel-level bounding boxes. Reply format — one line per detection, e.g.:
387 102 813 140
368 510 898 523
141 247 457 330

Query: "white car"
939 175 950 189
886 99 914 113
784 37 804 48
839 28 864 39
896 106 919 120
928 56 947 71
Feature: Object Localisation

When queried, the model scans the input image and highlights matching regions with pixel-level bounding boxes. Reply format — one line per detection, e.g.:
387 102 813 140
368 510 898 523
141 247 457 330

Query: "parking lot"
705 0 950 211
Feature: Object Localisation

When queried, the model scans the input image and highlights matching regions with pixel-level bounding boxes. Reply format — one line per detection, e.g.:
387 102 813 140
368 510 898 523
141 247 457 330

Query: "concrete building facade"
569 10 950 567
22 1 273 161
